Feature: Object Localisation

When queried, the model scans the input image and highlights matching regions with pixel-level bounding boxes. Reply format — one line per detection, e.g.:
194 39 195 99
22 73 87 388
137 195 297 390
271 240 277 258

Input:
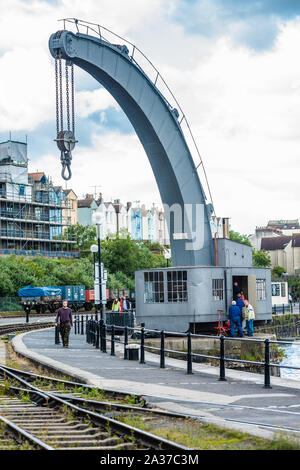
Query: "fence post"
86 320 90 343
96 321 100 349
140 327 145 364
81 315 84 335
99 319 104 351
55 325 60 344
124 326 128 359
187 332 193 374
103 323 107 353
93 321 97 347
219 335 227 381
160 330 165 368
111 325 115 356
264 339 272 388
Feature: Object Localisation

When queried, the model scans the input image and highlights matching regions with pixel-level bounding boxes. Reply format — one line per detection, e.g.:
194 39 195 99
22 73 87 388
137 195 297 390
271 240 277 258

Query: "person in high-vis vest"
112 298 120 312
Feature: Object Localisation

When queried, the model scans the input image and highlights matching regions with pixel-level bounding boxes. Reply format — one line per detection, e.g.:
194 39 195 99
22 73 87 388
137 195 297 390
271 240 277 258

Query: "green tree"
252 249 271 268
63 224 97 256
272 265 286 278
229 230 251 246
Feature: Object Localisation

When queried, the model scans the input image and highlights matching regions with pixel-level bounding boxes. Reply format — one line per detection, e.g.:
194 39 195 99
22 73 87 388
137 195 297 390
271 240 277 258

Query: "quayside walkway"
11 327 300 442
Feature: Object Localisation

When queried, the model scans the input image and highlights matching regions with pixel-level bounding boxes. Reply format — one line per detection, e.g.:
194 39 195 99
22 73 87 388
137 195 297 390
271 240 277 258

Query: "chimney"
222 218 230 239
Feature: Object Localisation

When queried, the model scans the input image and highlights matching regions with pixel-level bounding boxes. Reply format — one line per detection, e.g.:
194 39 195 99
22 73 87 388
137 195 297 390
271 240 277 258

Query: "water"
280 340 300 381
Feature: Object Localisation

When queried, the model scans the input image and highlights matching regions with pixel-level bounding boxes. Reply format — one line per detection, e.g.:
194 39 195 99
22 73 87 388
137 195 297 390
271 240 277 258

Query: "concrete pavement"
11 327 300 442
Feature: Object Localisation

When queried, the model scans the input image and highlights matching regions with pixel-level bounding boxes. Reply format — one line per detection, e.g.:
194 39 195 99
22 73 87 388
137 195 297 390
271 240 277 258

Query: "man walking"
55 300 73 348
228 300 244 337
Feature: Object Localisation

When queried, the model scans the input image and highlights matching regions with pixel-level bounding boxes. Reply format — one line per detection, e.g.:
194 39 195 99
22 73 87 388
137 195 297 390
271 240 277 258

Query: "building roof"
63 188 77 197
28 172 45 182
261 236 291 251
78 198 96 208
292 234 300 248
267 219 300 229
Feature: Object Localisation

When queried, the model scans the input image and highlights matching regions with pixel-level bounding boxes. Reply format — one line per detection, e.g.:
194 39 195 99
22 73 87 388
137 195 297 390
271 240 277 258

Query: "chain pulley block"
54 46 77 181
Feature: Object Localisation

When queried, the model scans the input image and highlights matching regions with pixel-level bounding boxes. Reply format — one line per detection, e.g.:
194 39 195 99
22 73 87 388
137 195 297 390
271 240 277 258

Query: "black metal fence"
70 316 300 390
272 303 300 315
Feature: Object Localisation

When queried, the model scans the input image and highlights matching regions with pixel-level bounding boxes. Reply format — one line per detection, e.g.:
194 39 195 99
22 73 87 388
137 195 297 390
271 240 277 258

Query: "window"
167 270 188 302
257 279 266 300
19 186 25 196
144 271 164 303
212 279 224 300
281 283 286 298
272 283 280 296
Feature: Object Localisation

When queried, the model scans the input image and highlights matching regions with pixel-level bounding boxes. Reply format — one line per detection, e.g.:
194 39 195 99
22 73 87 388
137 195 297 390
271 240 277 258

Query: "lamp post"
90 244 98 318
92 211 105 322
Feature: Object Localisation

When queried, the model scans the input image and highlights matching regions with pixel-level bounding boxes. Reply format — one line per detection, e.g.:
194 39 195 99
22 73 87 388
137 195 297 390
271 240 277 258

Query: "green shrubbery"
0 232 167 295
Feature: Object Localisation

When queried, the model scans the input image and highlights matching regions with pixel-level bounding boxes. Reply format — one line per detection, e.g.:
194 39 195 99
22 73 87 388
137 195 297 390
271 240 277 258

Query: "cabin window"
212 279 224 300
256 279 266 300
281 283 286 298
167 270 188 302
272 283 280 296
144 271 164 303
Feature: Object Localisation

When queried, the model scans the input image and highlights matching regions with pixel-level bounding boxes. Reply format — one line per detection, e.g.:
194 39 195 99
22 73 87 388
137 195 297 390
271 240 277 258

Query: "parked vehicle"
18 285 135 313
18 286 62 313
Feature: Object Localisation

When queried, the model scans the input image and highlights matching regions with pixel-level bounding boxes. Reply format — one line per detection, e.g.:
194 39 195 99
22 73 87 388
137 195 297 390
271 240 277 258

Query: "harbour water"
280 340 300 381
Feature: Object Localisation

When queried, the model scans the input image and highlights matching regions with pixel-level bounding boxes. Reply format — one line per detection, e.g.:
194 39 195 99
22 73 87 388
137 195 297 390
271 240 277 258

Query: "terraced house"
0 139 78 258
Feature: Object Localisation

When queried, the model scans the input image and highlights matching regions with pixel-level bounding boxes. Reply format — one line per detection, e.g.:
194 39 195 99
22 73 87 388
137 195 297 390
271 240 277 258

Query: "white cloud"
1 1 300 235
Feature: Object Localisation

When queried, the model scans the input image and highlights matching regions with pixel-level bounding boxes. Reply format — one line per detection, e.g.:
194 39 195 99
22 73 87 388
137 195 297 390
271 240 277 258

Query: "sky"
1 0 300 235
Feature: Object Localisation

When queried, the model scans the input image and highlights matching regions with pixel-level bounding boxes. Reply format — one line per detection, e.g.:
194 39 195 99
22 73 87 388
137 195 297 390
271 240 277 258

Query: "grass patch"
116 416 300 450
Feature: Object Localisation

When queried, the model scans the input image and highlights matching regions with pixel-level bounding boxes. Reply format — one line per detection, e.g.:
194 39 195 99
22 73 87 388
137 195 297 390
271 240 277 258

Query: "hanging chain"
71 63 75 135
54 46 76 181
65 62 70 132
55 53 60 136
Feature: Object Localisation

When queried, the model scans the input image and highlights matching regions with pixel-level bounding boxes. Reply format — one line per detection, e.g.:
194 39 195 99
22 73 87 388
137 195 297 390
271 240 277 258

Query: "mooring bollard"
124 326 128 359
219 335 227 381
187 332 193 374
111 325 115 356
264 338 272 388
55 325 60 344
140 326 145 364
160 330 165 368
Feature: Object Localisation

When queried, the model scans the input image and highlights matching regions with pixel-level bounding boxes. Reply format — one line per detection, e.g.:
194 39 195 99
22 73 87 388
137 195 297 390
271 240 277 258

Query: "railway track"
2 364 300 448
0 365 191 451
0 322 54 336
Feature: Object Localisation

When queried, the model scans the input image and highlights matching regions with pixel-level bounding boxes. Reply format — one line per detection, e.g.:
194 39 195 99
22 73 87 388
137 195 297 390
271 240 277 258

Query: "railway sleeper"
58 443 137 451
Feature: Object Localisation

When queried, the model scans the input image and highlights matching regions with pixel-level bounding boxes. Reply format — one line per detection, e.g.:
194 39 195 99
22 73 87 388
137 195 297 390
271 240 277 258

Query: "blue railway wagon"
58 285 86 311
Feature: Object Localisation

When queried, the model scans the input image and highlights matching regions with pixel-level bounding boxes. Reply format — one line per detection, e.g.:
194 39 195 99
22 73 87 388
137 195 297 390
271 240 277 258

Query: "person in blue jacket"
236 293 245 329
229 300 244 337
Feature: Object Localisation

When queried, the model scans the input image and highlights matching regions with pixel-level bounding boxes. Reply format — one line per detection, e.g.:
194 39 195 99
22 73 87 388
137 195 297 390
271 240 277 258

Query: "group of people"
229 282 256 337
111 296 130 312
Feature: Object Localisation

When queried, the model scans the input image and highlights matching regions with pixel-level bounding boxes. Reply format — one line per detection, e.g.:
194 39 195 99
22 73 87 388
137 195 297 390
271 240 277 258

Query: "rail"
58 17 215 213
71 315 300 389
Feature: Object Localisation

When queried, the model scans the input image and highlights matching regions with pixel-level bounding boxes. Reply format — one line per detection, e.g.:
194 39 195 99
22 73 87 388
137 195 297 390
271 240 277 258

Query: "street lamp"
92 211 105 321
164 249 171 268
90 244 98 317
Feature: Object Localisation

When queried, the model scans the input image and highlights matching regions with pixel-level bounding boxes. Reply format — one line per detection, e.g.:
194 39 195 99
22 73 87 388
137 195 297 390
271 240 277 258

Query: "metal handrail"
57 17 215 213
75 315 300 389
